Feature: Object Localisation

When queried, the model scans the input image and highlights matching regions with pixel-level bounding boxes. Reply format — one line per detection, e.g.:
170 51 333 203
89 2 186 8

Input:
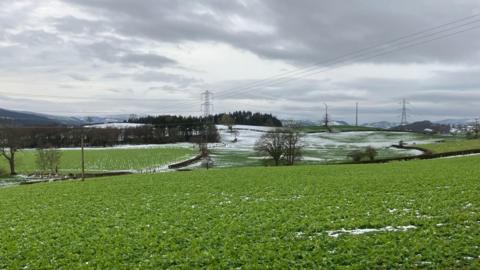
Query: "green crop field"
420 138 480 153
1 156 479 268
0 147 197 174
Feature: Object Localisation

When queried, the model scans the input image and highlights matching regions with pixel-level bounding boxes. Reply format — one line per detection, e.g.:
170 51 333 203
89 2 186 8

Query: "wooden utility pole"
400 99 409 126
205 118 209 170
475 118 480 138
81 134 85 181
324 103 329 128
355 102 359 126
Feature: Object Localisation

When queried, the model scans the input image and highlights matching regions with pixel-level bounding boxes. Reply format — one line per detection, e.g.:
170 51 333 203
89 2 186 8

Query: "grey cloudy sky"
1 0 480 123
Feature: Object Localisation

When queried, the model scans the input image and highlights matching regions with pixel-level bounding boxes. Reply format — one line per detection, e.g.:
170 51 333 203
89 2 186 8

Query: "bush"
365 146 378 161
348 150 365 162
348 146 378 162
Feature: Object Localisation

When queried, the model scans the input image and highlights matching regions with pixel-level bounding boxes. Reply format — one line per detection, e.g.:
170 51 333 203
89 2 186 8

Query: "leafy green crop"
0 156 479 268
0 147 197 174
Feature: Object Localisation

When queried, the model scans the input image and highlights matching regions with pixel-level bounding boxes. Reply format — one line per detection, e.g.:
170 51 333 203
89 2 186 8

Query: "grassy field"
1 157 479 268
0 147 197 174
419 138 480 153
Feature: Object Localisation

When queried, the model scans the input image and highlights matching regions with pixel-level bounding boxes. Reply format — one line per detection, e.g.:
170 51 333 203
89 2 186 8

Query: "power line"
213 22 480 102
130 14 480 112
212 14 480 99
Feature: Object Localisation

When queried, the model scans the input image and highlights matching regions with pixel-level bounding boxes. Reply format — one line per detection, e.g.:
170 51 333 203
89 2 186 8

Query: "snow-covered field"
210 125 439 167
18 143 196 152
84 123 146 129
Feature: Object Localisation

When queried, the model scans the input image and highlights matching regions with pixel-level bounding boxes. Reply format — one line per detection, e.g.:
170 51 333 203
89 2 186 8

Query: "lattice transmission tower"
400 99 409 126
200 91 214 163
201 90 213 118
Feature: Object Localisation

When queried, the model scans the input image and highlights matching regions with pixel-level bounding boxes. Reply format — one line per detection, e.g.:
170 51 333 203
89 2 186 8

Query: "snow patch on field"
302 156 326 161
213 125 436 167
84 123 146 129
21 143 196 152
216 124 275 132
303 131 437 148
326 225 417 238
248 156 270 160
54 143 196 151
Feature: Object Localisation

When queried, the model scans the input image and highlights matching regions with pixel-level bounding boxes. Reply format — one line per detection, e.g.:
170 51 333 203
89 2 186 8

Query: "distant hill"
1 108 58 126
78 115 131 124
0 108 84 126
434 118 475 125
0 108 135 127
391 120 450 133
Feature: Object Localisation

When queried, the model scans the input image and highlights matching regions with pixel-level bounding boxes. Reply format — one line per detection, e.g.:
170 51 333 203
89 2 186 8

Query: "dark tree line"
130 111 282 128
128 114 220 145
214 111 282 127
0 125 219 149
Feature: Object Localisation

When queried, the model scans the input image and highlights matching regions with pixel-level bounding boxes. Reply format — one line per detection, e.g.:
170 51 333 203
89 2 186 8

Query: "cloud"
60 0 480 65
75 41 178 68
119 53 177 68
68 74 90 81
132 71 201 86
1 0 480 122
51 16 110 35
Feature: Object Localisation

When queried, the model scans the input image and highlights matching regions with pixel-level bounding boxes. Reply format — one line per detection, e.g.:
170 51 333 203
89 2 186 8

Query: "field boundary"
168 154 203 169
391 144 433 154
347 147 480 164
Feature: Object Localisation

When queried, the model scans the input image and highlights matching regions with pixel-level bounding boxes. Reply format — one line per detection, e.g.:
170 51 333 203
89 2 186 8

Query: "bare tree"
474 118 480 138
254 130 285 166
283 129 303 165
36 148 62 174
220 114 235 132
232 129 239 142
255 129 304 166
0 126 28 176
36 149 49 174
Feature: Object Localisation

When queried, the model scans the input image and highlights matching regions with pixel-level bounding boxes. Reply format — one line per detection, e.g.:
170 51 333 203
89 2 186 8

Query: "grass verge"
419 138 480 153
